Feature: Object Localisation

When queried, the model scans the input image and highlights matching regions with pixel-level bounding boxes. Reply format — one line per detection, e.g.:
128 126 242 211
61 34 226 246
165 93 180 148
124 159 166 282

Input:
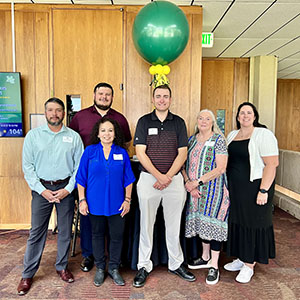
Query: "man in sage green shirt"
17 97 83 296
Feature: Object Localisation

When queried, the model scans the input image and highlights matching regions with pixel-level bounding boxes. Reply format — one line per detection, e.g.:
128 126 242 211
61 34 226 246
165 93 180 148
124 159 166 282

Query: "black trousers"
202 239 222 252
89 213 125 271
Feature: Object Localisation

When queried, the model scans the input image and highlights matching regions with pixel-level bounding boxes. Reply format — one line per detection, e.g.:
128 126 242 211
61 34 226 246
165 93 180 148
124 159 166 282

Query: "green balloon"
132 1 189 65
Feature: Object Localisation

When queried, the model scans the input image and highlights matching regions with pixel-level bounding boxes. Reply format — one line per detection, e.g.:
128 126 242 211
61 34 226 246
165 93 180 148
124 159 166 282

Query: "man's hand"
153 174 172 190
153 181 166 190
52 189 70 202
41 189 59 203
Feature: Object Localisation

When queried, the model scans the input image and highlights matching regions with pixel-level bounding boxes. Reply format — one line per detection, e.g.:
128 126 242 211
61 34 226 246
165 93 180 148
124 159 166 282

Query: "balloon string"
149 76 156 86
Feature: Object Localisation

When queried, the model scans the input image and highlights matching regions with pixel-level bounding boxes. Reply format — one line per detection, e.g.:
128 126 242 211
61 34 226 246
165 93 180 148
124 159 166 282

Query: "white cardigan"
227 127 279 182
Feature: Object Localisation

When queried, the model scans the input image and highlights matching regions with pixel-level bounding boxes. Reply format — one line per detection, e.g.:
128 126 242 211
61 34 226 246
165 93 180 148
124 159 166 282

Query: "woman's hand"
119 201 130 217
79 200 89 215
257 191 268 205
190 188 201 198
185 180 198 192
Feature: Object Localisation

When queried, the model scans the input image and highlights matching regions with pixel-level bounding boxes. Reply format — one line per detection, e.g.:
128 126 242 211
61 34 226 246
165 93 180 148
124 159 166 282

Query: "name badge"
148 128 158 135
113 154 123 160
205 140 215 147
63 136 73 143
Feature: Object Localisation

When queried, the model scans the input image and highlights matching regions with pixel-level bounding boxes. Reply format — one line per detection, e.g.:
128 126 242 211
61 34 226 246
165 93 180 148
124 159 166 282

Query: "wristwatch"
259 188 268 194
198 180 204 186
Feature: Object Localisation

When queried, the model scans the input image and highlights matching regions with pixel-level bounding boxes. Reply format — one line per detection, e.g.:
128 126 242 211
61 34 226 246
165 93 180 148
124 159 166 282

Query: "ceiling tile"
0 0 31 2
113 0 148 4
73 0 109 4
274 39 300 60
34 0 72 3
241 3 300 39
246 39 288 56
196 1 232 32
278 70 300 79
202 38 233 57
212 2 271 38
218 38 263 57
278 59 300 71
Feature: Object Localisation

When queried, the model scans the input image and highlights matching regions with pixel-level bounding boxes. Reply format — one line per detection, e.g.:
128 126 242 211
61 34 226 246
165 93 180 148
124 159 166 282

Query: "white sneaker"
235 265 254 283
224 259 244 271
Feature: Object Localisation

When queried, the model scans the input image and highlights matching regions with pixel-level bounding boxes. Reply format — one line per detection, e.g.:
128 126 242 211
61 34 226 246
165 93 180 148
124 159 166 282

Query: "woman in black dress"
225 102 279 283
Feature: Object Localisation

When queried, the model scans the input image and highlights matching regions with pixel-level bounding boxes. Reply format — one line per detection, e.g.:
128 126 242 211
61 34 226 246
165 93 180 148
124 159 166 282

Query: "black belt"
40 177 70 186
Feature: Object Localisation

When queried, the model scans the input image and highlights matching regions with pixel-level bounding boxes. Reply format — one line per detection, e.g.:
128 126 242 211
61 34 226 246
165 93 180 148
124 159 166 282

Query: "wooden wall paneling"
123 8 152 157
233 58 249 129
187 13 202 136
0 177 31 227
0 139 23 177
0 8 12 71
292 82 300 151
276 80 293 150
201 59 234 136
0 139 31 226
166 14 192 131
34 12 50 112
276 79 300 151
15 11 36 133
52 8 123 113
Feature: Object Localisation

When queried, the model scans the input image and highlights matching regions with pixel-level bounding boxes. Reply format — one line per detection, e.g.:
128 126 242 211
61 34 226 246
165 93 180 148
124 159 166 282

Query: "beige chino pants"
137 171 187 272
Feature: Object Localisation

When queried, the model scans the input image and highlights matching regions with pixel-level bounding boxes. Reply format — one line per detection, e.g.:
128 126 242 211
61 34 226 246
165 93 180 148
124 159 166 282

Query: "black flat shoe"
133 267 149 288
80 255 94 272
168 264 196 282
108 269 125 286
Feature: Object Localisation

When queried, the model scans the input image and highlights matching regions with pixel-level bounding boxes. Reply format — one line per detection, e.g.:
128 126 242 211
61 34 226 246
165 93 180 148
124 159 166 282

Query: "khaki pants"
137 171 186 272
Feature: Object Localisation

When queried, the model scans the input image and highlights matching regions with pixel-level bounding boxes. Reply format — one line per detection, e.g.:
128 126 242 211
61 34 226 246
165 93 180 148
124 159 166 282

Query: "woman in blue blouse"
76 117 135 287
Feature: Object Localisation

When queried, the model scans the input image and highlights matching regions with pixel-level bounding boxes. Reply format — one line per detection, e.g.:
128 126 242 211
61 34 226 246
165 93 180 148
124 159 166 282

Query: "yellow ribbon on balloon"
149 64 171 87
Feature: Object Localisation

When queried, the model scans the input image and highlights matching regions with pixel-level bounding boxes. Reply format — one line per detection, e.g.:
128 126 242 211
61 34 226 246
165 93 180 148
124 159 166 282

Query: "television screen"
0 72 23 137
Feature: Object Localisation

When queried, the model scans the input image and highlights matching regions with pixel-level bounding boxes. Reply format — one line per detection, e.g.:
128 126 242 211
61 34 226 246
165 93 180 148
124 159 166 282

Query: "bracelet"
79 198 86 204
125 196 131 201
184 178 190 183
124 199 131 204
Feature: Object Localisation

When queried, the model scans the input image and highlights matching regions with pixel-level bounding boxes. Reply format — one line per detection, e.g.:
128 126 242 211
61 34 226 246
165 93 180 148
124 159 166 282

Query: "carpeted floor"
0 207 299 300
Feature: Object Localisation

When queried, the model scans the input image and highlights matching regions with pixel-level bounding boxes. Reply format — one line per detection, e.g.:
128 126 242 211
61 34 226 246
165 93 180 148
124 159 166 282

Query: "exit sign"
202 32 214 48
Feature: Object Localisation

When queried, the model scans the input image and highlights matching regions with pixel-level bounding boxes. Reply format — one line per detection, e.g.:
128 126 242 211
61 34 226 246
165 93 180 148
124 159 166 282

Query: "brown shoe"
56 269 74 283
17 278 33 295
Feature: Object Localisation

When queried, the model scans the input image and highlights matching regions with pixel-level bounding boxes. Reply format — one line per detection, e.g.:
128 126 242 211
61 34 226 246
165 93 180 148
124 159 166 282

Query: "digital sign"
0 72 23 137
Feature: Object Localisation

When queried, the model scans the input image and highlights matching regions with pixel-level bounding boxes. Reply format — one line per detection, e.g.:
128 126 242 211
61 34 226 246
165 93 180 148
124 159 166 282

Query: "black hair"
153 84 172 98
90 117 125 148
236 102 267 129
93 82 114 96
44 97 65 111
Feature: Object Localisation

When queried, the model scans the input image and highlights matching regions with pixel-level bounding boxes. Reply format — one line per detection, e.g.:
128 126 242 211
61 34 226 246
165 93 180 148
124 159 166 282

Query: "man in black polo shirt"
133 84 196 287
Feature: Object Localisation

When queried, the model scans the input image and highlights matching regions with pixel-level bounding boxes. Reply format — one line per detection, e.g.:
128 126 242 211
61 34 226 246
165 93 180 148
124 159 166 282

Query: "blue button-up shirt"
76 143 135 216
22 124 84 194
